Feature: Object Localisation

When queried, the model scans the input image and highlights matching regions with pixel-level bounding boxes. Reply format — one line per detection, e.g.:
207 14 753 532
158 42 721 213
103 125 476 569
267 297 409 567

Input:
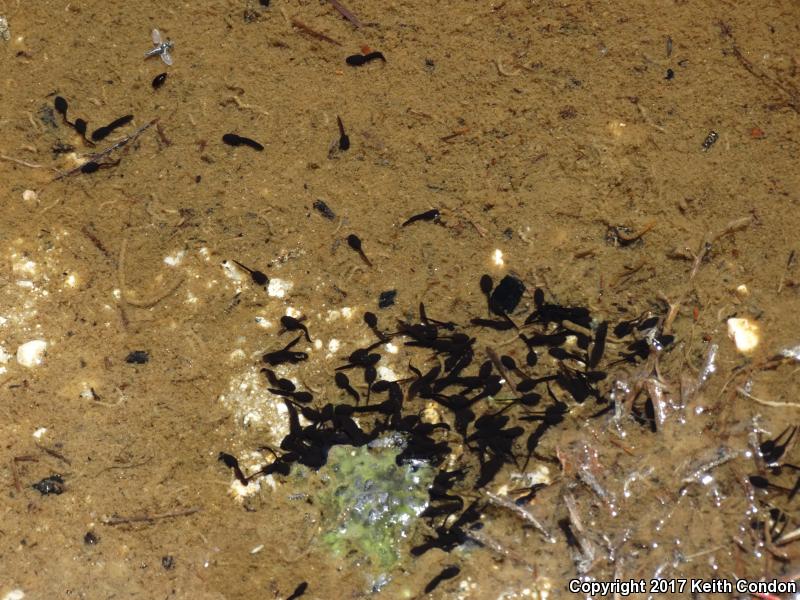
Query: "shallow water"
1 1 800 598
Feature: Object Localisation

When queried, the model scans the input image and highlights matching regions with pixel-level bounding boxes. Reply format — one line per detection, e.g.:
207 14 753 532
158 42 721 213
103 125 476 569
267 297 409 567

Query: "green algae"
317 441 434 572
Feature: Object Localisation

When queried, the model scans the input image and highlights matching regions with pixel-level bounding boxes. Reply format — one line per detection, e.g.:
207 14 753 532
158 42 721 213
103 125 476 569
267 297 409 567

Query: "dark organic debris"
162 555 175 570
152 72 168 89
84 531 98 545
329 0 361 27
33 474 65 495
378 290 397 308
222 133 264 151
701 130 719 152
313 199 336 220
125 350 150 364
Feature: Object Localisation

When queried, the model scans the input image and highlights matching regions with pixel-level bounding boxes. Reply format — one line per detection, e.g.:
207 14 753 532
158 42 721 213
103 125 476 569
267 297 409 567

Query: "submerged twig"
290 18 341 45
737 386 800 409
484 490 556 543
102 506 200 526
118 237 184 308
52 118 158 181
0 154 44 169
328 0 361 27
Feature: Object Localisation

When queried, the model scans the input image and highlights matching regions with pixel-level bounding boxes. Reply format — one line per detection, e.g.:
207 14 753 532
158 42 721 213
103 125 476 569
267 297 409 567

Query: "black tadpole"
218 452 248 485
54 96 69 120
336 116 350 151
91 114 134 141
222 133 264 151
346 234 372 266
363 311 390 342
346 51 386 66
286 582 308 600
280 315 312 343
232 260 269 286
424 565 461 593
335 371 360 404
73 118 94 144
402 208 440 227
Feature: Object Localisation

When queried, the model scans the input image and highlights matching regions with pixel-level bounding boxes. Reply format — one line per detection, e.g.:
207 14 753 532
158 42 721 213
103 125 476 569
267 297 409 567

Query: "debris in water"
145 28 174 65
83 531 98 545
701 130 719 151
125 350 150 364
32 474 65 495
152 72 167 89
727 317 760 354
313 199 336 220
0 16 9 41
378 290 396 308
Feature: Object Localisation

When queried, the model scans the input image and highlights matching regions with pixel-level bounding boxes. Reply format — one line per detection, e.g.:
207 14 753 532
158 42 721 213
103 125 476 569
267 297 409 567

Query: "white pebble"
493 248 504 266
16 340 47 368
267 278 292 298
727 318 760 354
22 189 38 204
2 591 25 600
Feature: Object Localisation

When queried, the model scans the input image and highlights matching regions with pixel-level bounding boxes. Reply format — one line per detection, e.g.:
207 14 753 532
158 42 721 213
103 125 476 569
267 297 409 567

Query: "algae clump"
318 441 434 571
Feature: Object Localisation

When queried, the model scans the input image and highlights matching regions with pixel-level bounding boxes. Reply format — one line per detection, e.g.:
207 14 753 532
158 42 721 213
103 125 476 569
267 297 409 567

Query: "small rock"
32 474 65 495
727 317 760 354
0 16 10 42
22 189 38 204
161 555 175 570
16 340 47 368
125 350 149 364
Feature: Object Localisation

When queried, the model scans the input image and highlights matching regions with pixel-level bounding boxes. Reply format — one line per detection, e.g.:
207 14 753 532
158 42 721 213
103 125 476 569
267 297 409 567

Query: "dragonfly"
144 28 173 66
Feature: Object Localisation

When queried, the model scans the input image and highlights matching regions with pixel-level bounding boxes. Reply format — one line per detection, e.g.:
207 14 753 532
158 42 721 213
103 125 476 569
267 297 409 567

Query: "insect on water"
145 29 174 66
